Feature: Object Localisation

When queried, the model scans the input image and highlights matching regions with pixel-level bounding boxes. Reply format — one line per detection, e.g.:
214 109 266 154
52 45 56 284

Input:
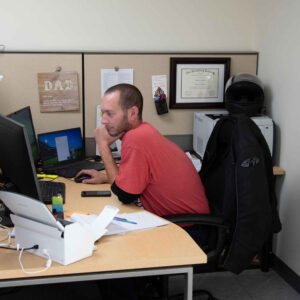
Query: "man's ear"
128 106 139 121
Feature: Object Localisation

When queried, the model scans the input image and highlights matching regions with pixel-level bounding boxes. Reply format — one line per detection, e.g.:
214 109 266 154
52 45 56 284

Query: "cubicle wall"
84 53 258 137
0 52 258 154
0 53 83 134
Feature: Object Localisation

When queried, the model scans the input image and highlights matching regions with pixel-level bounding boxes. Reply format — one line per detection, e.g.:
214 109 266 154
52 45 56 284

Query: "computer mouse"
74 174 92 183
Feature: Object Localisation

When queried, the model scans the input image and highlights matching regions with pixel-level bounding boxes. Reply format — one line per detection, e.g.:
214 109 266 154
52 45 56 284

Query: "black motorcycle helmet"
225 73 264 116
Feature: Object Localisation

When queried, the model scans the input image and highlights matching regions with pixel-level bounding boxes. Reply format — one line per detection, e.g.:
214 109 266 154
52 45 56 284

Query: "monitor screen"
7 106 39 164
38 128 84 167
0 114 42 201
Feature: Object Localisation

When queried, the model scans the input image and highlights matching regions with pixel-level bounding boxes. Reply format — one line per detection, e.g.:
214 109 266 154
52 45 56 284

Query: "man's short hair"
105 84 143 120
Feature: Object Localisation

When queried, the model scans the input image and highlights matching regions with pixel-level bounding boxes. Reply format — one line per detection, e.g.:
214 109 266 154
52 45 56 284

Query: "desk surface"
273 166 285 176
0 178 206 281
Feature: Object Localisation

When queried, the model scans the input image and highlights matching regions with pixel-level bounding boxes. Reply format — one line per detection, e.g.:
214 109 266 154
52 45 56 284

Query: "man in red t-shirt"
77 83 210 299
77 84 209 218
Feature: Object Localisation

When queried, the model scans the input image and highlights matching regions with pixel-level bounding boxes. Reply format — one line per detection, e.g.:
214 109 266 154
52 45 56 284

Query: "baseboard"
272 254 300 294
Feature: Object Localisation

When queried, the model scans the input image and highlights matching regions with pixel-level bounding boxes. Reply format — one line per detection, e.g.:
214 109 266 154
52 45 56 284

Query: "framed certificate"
169 57 231 109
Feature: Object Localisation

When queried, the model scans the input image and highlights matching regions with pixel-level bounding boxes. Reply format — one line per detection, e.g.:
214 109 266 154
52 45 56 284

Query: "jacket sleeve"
111 181 141 204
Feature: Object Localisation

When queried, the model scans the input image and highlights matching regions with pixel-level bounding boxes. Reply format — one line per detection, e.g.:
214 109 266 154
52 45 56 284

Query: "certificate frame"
169 57 231 109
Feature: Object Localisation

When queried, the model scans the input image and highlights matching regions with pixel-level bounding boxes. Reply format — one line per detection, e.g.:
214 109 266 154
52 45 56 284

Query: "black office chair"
142 115 281 300
136 208 230 300
163 214 230 300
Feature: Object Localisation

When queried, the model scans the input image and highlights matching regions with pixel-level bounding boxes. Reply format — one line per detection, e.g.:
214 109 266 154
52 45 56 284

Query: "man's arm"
111 181 140 204
98 142 118 184
95 125 123 184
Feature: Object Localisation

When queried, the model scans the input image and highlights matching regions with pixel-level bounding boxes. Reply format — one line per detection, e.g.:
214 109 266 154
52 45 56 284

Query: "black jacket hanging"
200 114 281 274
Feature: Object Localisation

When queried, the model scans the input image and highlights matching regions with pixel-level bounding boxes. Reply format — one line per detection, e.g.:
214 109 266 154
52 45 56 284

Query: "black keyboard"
44 160 105 178
39 181 66 204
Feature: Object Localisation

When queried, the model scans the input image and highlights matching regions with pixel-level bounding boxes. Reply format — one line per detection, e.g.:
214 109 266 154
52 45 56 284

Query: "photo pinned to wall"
37 71 80 112
152 75 168 115
169 57 231 109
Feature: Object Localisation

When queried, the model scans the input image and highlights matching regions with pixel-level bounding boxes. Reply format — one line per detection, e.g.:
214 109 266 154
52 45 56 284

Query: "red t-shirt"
115 122 210 217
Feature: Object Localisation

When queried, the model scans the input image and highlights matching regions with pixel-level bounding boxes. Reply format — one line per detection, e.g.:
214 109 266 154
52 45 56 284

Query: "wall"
0 0 257 146
0 52 257 140
255 0 300 275
0 54 83 134
0 0 255 52
84 53 257 137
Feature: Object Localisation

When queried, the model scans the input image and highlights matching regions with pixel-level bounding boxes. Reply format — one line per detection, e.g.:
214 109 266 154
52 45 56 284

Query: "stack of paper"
83 205 119 241
69 211 169 236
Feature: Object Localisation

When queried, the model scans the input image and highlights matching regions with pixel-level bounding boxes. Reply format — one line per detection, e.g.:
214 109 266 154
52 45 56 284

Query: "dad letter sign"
37 72 80 112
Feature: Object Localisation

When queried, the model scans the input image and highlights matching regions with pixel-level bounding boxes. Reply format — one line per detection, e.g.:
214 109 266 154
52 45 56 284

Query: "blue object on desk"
114 217 137 225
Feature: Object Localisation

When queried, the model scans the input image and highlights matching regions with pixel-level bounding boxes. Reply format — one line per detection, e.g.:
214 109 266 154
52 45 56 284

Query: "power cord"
18 247 52 274
0 219 52 274
0 240 52 274
0 224 11 247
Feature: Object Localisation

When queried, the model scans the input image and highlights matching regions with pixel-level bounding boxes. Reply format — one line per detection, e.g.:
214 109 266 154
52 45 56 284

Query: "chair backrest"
200 114 281 274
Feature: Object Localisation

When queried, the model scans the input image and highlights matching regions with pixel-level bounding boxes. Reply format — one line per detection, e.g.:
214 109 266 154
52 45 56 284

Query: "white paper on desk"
69 205 119 241
105 211 170 236
69 211 169 236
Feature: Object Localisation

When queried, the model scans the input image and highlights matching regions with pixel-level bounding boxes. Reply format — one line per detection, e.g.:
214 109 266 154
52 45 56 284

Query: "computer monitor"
7 106 39 165
0 114 42 201
38 128 85 167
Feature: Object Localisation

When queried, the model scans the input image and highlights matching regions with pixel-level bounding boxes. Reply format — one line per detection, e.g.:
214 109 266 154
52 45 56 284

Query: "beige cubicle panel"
0 52 258 140
84 53 258 137
0 53 82 134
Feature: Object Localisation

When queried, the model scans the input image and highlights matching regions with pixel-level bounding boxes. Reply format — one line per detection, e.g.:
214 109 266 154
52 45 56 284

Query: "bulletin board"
84 53 258 137
0 52 258 150
0 53 83 135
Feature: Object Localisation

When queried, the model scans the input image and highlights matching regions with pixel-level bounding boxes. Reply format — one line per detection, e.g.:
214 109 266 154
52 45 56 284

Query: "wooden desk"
273 166 285 176
0 178 206 300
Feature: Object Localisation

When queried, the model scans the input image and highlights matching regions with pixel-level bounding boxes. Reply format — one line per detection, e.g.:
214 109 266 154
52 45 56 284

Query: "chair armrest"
163 214 228 229
163 213 230 264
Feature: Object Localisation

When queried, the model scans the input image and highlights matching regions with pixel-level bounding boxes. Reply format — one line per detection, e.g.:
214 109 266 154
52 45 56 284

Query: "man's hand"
75 169 108 184
95 125 124 148
94 125 122 185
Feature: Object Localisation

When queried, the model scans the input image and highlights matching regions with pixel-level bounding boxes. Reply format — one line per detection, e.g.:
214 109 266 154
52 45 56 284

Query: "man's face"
100 91 131 137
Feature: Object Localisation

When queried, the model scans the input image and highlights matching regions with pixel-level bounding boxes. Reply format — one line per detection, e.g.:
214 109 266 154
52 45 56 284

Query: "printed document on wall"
152 75 168 98
101 69 133 96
